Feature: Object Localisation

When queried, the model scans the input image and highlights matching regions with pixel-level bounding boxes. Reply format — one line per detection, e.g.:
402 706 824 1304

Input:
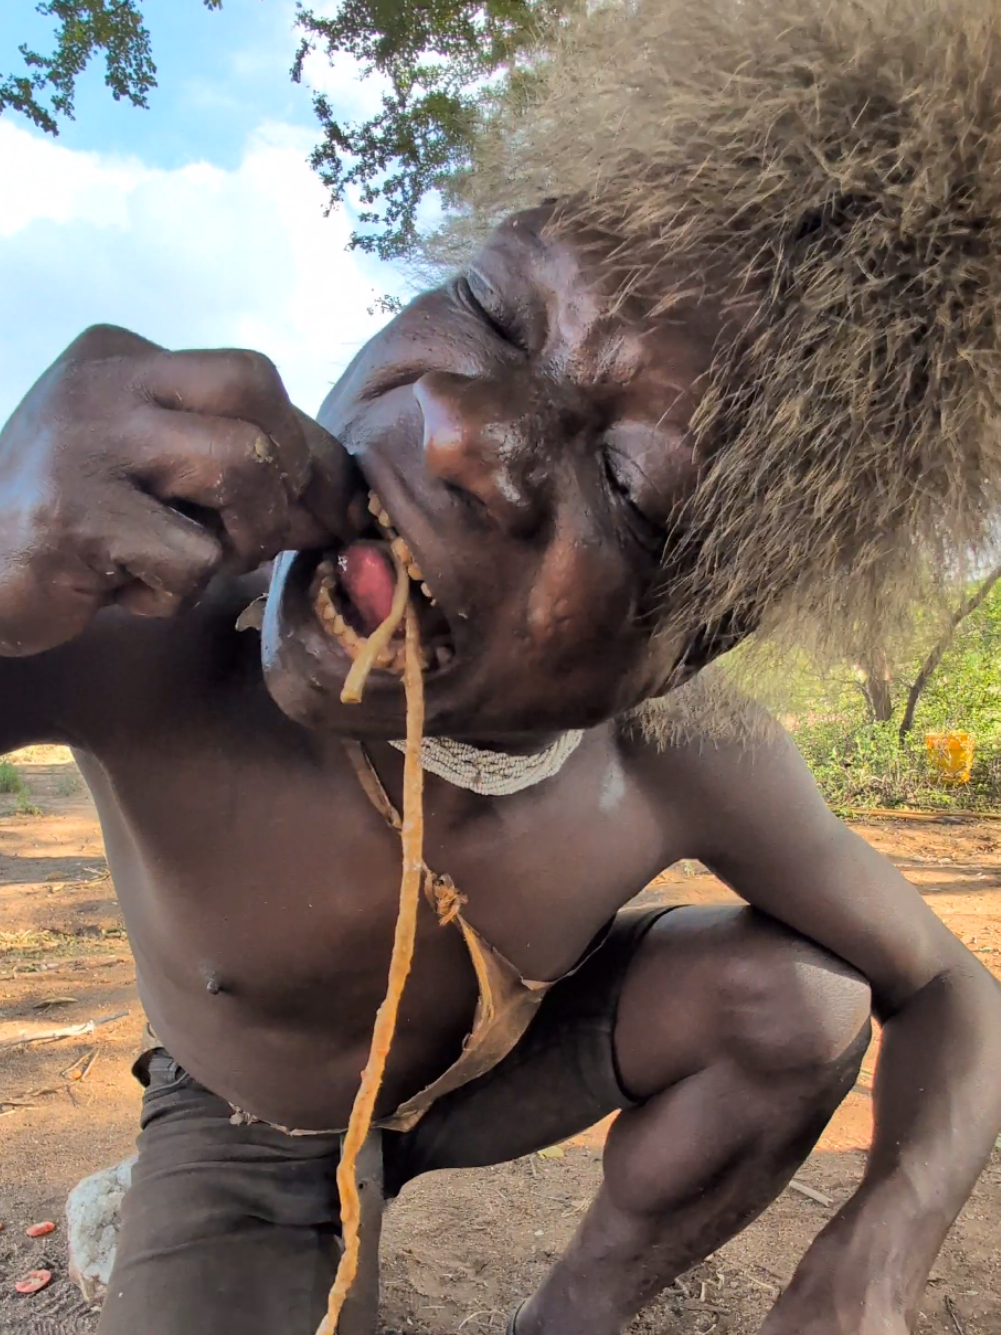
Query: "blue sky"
0 0 407 423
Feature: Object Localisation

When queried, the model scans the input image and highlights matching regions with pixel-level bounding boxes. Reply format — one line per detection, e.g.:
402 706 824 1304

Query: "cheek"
525 533 639 663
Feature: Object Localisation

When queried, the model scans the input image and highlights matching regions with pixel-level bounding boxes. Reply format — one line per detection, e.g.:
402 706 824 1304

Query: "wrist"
791 1178 945 1321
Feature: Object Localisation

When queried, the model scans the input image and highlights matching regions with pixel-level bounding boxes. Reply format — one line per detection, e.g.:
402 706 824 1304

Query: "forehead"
469 209 720 403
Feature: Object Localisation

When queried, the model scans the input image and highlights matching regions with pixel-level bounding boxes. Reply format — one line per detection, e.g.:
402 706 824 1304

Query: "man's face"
262 207 720 742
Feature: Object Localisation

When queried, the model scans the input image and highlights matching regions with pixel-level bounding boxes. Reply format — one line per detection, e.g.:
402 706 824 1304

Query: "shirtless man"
4 2 1001 1332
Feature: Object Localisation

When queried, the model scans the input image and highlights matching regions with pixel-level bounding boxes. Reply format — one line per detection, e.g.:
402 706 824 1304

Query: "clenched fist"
0 325 360 655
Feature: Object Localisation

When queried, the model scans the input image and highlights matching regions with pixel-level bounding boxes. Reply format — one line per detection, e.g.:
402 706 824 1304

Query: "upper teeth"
314 491 448 673
371 493 436 605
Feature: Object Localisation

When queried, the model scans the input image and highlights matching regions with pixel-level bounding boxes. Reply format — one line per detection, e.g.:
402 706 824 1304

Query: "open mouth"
311 491 456 679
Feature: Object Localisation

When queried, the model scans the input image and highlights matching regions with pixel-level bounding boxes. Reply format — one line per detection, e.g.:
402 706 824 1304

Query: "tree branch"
898 563 1001 742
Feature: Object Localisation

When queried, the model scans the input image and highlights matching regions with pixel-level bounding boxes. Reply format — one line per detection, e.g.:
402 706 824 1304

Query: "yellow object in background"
925 731 975 785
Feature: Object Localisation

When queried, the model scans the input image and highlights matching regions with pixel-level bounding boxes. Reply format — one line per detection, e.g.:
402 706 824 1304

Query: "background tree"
855 646 894 724
3 0 571 258
1 0 221 135
291 1 574 260
897 563 1001 742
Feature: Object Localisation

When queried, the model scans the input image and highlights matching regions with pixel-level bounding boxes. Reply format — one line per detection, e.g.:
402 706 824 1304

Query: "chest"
80 713 676 996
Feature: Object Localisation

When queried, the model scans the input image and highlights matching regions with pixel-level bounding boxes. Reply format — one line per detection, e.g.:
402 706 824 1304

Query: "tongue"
338 542 399 635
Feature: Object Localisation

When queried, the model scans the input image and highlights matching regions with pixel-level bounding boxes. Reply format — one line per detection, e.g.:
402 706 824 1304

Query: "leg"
518 906 872 1335
96 1051 343 1335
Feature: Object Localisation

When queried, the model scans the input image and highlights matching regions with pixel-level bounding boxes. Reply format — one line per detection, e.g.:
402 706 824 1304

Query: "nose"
415 370 564 535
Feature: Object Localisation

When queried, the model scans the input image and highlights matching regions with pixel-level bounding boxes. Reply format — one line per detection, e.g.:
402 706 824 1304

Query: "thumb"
291 408 368 546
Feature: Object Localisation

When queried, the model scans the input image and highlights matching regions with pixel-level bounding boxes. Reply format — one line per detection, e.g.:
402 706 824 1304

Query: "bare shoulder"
614 674 979 1008
614 669 836 863
617 667 780 755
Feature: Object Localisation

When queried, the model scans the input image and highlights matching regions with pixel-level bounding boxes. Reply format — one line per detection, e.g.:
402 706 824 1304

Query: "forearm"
796 963 1001 1319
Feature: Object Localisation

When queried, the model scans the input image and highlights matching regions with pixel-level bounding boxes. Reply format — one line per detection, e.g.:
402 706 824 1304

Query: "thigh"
97 1052 342 1335
613 904 872 1100
385 908 672 1191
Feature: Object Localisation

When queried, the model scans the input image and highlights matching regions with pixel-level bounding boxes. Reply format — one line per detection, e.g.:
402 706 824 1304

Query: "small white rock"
66 1157 135 1303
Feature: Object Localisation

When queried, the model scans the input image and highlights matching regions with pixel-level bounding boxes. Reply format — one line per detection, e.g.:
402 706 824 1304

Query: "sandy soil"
1 747 999 1334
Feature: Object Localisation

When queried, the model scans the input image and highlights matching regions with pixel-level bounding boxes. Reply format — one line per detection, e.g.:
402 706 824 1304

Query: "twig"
788 1179 833 1207
945 1296 967 1335
0 1009 127 1050
458 1312 495 1331
852 808 1001 823
60 1047 98 1081
744 1274 780 1295
3 954 127 981
0 1051 99 1111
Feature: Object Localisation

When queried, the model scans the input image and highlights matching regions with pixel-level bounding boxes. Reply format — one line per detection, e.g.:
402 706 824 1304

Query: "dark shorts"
96 906 671 1335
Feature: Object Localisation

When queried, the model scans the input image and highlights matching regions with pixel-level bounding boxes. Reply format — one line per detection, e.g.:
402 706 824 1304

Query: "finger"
96 491 225 607
114 582 187 618
59 324 164 367
139 349 311 496
283 505 341 552
129 407 293 567
291 407 365 541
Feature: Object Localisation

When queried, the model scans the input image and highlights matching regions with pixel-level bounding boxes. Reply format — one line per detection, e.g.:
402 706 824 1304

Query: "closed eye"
455 275 525 353
602 448 665 556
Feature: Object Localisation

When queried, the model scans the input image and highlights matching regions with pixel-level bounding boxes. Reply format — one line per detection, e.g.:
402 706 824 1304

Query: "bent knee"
718 918 872 1075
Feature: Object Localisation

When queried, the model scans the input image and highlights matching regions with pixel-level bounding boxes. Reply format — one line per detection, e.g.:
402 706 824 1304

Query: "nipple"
201 963 226 995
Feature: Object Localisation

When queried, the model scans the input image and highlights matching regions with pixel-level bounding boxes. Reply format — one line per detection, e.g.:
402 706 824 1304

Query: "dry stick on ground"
0 1009 128 1050
0 1046 100 1114
60 1048 99 1081
1 954 128 981
945 1294 967 1335
787 1179 833 1207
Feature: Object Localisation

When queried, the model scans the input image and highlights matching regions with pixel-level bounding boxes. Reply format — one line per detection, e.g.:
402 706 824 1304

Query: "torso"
63 588 690 1131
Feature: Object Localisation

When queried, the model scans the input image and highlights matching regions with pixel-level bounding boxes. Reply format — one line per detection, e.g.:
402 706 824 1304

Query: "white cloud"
297 45 392 122
0 117 405 425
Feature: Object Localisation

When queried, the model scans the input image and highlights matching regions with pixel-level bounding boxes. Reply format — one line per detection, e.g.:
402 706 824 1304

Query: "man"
3 1 1001 1332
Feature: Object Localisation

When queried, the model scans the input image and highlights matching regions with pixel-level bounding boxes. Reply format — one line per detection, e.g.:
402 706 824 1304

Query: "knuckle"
69 324 127 356
229 349 283 401
67 324 153 366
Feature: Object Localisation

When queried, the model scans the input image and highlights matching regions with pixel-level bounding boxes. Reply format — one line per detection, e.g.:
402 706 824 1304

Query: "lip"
259 459 466 732
351 448 473 640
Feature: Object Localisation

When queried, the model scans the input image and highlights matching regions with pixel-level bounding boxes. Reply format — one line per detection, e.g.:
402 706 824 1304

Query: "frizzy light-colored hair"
453 0 1001 666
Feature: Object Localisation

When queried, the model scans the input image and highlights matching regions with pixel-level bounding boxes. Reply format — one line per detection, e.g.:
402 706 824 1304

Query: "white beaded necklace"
388 730 585 796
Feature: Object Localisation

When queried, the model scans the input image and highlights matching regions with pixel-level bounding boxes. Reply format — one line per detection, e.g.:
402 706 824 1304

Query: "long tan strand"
340 557 410 704
316 602 425 1335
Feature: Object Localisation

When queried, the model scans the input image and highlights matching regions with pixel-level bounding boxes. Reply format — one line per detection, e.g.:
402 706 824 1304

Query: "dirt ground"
1 748 1000 1335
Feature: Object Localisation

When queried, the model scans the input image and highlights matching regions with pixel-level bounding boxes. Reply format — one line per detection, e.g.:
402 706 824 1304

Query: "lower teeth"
315 577 430 675
315 497 448 674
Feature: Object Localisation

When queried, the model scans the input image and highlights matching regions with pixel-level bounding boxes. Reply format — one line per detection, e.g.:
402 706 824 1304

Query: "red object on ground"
25 1221 56 1238
15 1270 53 1295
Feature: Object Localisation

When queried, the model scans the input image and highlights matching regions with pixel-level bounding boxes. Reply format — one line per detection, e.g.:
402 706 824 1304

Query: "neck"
448 731 565 756
381 727 588 798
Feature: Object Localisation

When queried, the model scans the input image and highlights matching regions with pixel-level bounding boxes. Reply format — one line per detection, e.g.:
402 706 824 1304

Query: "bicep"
679 730 967 1016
